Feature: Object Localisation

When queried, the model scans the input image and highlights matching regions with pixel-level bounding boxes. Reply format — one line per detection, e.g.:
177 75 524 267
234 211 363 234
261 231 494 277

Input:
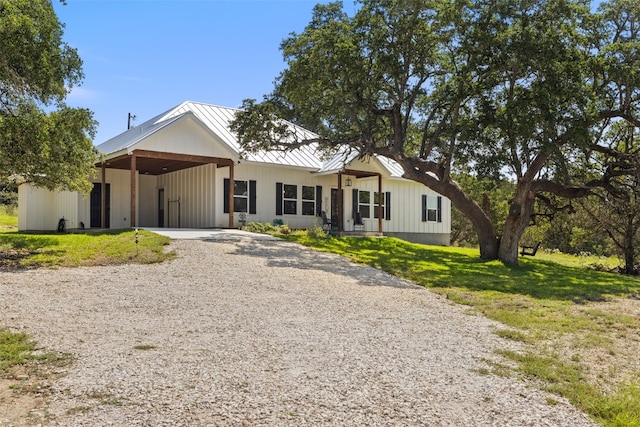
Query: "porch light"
345 177 353 187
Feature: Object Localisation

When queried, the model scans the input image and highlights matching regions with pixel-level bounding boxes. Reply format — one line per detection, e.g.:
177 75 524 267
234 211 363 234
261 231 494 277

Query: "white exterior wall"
137 116 236 159
213 162 450 243
19 184 58 231
19 184 85 231
351 178 451 233
19 163 452 246
156 163 216 228
138 174 158 227
352 177 450 245
78 168 135 230
101 168 133 229
215 162 334 229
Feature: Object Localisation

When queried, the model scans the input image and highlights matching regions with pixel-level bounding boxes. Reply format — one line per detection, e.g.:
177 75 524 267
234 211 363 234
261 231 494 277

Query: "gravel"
0 234 597 426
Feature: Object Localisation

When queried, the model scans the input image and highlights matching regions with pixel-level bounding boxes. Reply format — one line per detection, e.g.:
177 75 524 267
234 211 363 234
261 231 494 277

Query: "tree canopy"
0 0 98 193
231 0 640 264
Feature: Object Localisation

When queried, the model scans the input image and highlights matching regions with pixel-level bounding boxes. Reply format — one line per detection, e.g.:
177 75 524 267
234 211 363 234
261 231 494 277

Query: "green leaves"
0 102 98 193
0 0 96 192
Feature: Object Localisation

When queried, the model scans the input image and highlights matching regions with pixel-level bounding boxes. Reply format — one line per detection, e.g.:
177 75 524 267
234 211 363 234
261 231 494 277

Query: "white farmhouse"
18 101 451 245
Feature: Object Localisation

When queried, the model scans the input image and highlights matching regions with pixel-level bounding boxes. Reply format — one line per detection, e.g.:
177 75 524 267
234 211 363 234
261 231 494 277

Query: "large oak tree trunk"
403 162 542 265
498 184 537 264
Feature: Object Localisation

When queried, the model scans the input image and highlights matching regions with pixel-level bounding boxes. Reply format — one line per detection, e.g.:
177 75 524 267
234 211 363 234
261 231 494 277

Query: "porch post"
228 163 234 228
338 172 343 232
130 153 136 228
101 163 106 228
378 173 383 233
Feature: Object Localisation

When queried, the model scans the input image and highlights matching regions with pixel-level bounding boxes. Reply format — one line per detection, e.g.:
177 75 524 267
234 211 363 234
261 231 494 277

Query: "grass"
0 328 71 375
276 232 640 426
0 206 173 269
0 330 36 372
0 228 174 269
0 205 17 230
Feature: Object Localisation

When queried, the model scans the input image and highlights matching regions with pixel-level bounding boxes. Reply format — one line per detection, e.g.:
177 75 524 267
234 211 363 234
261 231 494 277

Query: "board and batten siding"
18 184 79 231
344 176 450 245
215 162 335 229
135 115 237 160
138 174 158 227
101 168 134 229
156 163 216 228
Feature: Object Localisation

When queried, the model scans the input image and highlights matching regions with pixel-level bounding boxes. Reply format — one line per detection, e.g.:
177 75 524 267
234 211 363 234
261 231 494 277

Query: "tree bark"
498 183 537 264
401 162 500 260
622 217 637 275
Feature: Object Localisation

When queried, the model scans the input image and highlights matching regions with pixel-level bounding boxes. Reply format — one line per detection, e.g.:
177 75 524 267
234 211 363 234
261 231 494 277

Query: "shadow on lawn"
228 235 640 303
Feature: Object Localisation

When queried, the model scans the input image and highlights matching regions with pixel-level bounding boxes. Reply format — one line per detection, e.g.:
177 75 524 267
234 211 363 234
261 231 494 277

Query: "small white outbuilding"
19 101 451 245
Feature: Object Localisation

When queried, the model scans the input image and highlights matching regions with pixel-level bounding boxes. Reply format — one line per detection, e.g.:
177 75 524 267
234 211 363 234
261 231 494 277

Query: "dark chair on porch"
321 211 332 232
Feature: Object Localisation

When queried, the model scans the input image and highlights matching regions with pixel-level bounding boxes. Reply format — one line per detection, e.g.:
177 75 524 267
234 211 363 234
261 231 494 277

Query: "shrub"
279 224 291 235
306 226 328 238
244 222 277 234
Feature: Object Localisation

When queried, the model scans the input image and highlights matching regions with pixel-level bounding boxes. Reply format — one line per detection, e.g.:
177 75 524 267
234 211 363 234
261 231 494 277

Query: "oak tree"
231 0 640 264
0 0 98 193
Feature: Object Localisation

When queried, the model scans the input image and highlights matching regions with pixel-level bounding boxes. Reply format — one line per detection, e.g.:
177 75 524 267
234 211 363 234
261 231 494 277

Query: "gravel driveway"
0 232 596 426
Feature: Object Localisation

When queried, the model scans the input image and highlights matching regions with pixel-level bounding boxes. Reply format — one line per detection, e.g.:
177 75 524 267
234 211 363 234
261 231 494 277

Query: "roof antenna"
128 112 137 129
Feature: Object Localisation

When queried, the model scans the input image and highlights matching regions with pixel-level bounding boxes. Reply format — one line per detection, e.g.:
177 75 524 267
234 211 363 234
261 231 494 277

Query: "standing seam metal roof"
95 101 405 175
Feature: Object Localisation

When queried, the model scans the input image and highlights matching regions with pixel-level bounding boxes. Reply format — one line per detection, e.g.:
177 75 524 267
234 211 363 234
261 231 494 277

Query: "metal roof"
95 101 405 176
318 148 406 178
97 101 323 170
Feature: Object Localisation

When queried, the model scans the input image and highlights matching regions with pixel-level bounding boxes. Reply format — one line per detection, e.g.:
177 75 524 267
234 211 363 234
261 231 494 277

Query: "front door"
90 183 110 228
158 188 165 227
331 188 339 231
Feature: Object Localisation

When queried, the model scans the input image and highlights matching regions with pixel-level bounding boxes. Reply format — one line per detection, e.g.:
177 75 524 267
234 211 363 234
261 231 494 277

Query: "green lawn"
0 206 17 231
279 232 640 427
0 227 173 269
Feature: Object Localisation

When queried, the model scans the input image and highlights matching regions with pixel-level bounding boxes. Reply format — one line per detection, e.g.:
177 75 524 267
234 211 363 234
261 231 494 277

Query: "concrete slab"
142 227 279 241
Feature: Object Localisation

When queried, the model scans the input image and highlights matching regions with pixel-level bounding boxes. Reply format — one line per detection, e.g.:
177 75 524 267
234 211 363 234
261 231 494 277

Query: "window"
277 183 322 216
359 191 371 218
302 186 316 216
283 184 297 215
224 179 256 214
233 181 248 213
374 192 385 219
422 195 442 222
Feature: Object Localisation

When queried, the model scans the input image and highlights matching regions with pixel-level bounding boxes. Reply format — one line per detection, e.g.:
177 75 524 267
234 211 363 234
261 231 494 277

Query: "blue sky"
53 0 352 144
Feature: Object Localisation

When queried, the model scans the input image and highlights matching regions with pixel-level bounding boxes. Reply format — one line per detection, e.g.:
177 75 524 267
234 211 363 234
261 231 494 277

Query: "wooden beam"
342 168 379 179
132 149 234 167
101 164 106 228
130 153 136 228
228 163 234 228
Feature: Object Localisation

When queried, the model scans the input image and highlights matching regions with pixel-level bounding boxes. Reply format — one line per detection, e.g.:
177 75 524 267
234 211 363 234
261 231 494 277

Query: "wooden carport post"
130 152 136 228
228 163 234 228
101 163 106 228
378 173 383 233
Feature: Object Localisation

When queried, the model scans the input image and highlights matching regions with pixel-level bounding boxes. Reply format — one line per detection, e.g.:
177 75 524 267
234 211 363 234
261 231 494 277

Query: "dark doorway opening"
90 183 110 228
158 188 165 227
